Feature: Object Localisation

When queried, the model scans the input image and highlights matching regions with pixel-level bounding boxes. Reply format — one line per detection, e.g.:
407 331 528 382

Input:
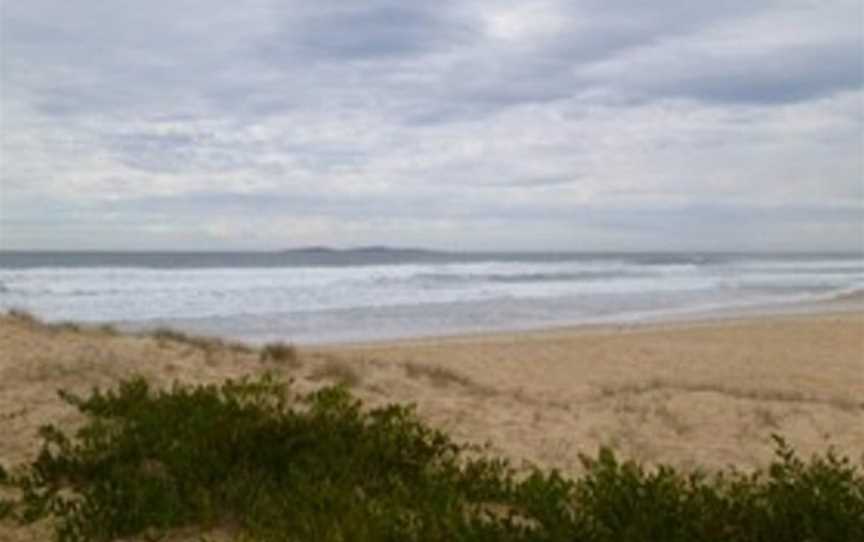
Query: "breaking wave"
1 252 862 342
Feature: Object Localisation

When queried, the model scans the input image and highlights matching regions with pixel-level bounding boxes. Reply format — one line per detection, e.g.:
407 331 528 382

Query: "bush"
6 308 38 323
1 376 862 542
149 327 212 348
146 327 253 355
259 341 298 365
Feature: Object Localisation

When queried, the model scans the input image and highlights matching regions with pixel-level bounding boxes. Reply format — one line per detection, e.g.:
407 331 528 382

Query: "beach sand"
1 309 863 539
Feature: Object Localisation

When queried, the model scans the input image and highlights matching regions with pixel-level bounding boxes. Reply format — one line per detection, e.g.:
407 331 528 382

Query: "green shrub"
259 342 298 365
55 321 83 333
149 327 209 347
6 308 38 323
0 500 13 521
2 376 862 542
146 327 253 354
97 324 120 336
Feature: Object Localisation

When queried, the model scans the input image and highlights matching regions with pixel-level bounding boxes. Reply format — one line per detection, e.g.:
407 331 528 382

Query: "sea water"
1 250 862 344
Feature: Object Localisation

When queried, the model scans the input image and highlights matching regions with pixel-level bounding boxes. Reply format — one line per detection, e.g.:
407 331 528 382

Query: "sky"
0 0 862 252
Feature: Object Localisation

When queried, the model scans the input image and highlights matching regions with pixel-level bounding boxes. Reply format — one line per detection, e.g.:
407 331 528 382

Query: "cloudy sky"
1 1 862 251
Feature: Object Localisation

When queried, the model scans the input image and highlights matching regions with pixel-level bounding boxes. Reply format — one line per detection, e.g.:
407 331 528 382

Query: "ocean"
1 250 862 344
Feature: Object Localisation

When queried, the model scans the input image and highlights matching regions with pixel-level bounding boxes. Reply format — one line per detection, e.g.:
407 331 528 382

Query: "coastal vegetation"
1 375 861 542
259 341 299 366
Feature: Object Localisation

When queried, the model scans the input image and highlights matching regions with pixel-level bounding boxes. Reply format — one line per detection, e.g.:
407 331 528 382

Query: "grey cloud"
89 191 460 221
486 177 583 189
415 1 782 114
3 1 260 118
2 187 861 251
1 1 862 251
106 132 255 175
505 52 855 117
79 188 863 229
6 0 856 126
286 4 475 60
609 39 863 105
590 204 864 232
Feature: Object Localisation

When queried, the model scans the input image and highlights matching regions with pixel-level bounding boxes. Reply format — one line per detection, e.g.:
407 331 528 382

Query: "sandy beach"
2 308 863 539
2 308 861 471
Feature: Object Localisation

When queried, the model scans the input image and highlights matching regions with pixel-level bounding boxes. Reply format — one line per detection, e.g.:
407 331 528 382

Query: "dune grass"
2 311 250 355
309 357 362 387
147 327 255 355
402 361 480 390
5 309 119 337
6 308 38 324
0 375 861 542
259 341 299 366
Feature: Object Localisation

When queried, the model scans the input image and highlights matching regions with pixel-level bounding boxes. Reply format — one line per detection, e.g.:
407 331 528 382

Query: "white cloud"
1 0 861 250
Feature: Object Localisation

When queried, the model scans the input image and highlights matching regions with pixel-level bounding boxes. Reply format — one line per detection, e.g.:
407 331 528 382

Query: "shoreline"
105 289 864 348
307 294 864 349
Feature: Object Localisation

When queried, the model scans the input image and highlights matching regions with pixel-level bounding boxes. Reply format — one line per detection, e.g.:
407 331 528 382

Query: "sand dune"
319 313 863 472
1 310 863 539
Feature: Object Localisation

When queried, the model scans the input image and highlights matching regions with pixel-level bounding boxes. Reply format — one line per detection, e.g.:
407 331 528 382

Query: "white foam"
1 256 862 334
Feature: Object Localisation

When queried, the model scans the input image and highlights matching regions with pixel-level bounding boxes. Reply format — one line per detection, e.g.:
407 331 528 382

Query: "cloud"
583 35 862 106
276 3 476 60
1 1 861 250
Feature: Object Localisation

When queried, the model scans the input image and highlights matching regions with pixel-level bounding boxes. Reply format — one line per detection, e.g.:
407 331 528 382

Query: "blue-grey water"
1 250 862 344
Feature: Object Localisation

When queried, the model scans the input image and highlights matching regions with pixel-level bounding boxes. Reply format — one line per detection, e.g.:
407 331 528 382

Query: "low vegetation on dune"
259 341 300 366
308 357 362 387
1 375 862 542
5 309 120 337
